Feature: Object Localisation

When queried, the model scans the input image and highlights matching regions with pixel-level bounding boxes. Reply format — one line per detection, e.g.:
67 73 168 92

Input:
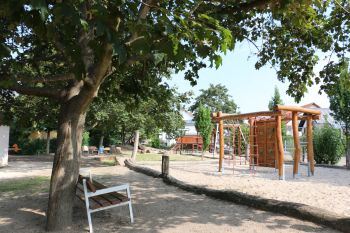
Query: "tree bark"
46 130 51 155
346 136 350 169
46 103 87 231
131 130 140 161
98 135 104 154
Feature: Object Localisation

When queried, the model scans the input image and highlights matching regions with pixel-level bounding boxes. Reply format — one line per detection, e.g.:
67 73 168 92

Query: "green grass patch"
0 176 49 193
135 153 203 161
101 160 117 166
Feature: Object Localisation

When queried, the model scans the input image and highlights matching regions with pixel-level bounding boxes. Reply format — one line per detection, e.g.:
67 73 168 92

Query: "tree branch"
204 0 277 14
126 54 153 65
15 73 75 84
8 84 63 99
128 0 158 43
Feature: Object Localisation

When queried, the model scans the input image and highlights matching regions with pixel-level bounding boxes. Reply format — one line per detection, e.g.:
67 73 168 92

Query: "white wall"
0 126 10 167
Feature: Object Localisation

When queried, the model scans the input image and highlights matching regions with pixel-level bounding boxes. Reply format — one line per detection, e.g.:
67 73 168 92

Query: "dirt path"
0 157 338 233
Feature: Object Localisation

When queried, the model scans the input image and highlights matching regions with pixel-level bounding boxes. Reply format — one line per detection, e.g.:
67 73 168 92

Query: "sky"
167 41 330 113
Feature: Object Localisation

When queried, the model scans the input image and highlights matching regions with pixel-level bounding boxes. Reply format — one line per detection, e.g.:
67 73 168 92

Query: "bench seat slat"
76 177 129 210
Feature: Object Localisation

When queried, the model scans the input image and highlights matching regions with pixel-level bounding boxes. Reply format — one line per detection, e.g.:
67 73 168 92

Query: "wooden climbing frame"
212 105 321 180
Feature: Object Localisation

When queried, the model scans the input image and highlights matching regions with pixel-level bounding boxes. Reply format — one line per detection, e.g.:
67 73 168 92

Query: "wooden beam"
212 111 281 122
218 112 224 172
307 115 315 175
275 105 321 115
292 112 301 177
276 115 284 179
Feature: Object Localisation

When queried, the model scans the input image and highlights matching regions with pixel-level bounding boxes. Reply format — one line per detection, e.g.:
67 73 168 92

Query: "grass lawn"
133 153 203 161
0 176 49 193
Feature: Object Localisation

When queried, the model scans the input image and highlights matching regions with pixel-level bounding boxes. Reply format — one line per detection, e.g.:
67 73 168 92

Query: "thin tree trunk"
46 130 51 155
131 130 139 161
346 136 350 169
46 104 87 231
98 135 104 154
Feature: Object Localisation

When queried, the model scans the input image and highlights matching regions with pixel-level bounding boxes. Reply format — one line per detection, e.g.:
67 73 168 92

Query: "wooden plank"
292 112 301 177
307 115 315 175
275 105 321 115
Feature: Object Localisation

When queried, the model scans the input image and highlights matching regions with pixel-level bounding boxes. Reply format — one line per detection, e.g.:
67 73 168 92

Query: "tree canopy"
1 0 349 230
190 84 237 113
324 58 350 168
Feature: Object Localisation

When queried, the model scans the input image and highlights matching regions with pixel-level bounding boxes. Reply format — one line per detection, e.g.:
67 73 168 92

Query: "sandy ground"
0 156 338 233
140 156 350 218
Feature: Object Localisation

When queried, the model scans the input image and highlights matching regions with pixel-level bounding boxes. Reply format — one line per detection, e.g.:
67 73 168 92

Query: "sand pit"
0 157 338 233
140 159 350 217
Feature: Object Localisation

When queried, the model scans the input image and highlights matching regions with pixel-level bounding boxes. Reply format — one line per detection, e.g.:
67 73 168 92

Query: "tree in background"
190 84 237 114
268 86 286 137
322 58 350 168
195 103 213 157
2 95 59 155
1 1 349 230
268 86 284 110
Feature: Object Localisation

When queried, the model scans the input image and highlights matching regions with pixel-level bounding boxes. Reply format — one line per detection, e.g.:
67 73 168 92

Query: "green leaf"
153 53 167 65
31 0 48 20
80 19 89 31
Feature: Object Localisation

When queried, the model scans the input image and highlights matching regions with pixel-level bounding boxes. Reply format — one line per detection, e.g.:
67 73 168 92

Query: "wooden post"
274 122 279 170
276 115 284 180
161 153 169 177
238 126 241 157
249 118 253 166
292 112 301 177
307 115 315 175
218 112 224 172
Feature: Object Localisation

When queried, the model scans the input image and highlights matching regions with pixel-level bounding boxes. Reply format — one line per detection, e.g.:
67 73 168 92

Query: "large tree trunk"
131 130 140 161
45 39 112 231
46 104 87 231
46 130 51 155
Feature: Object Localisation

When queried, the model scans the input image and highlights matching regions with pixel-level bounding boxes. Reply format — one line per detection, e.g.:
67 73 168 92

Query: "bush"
313 124 344 164
151 137 161 148
21 139 47 155
82 131 90 146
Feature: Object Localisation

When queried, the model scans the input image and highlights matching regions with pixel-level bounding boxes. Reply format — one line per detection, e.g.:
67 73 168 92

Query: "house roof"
301 102 321 108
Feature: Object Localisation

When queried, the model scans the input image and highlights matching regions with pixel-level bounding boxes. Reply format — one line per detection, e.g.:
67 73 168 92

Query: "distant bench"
76 173 134 233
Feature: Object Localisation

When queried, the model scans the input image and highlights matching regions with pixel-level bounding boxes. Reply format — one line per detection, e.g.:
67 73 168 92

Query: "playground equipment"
172 135 203 154
212 105 321 180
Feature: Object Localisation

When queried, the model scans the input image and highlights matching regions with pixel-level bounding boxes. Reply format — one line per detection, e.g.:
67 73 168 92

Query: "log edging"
124 159 350 233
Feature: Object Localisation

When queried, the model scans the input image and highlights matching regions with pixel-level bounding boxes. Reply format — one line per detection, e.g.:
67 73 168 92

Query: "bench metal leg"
87 210 93 233
128 201 134 223
126 186 134 223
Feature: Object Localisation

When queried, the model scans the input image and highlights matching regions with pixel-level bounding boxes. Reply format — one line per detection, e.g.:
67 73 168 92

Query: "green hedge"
313 124 344 165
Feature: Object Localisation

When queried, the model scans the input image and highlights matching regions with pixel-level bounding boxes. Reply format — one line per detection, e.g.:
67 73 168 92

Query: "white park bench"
76 172 134 233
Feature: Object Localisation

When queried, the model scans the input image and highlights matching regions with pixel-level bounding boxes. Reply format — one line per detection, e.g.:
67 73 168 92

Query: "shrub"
313 124 344 164
20 139 47 155
82 131 90 146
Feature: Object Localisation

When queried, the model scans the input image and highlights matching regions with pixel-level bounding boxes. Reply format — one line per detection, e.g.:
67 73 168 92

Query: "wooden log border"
124 159 350 233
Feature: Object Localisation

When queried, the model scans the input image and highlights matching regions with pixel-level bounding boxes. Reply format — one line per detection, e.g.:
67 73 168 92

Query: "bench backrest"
78 175 96 193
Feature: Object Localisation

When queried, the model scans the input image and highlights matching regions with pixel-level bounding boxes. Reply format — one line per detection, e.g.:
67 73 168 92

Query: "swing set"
212 105 321 180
